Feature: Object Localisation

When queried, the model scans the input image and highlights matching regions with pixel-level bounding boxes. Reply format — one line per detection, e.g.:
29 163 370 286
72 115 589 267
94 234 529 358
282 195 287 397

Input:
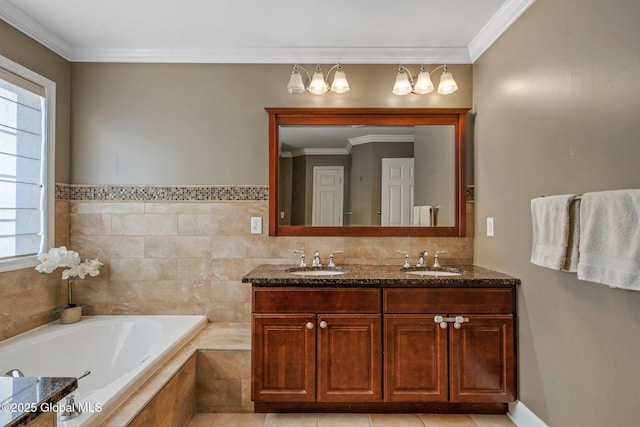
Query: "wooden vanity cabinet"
252 285 516 412
252 288 382 404
384 288 516 404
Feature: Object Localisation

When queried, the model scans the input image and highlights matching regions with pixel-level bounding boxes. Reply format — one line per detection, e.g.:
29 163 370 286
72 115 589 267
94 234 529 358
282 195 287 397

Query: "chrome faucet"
416 251 429 267
328 251 342 267
397 250 411 268
4 369 24 377
433 251 447 268
293 250 306 267
312 251 321 267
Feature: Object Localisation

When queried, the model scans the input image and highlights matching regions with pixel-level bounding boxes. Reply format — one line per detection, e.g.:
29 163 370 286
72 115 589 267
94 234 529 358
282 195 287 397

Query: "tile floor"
189 413 517 427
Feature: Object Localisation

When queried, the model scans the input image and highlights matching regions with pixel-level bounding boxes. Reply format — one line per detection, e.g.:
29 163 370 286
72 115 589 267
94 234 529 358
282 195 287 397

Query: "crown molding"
284 147 351 158
468 0 537 62
348 134 415 146
69 46 472 64
1 0 534 64
0 2 71 60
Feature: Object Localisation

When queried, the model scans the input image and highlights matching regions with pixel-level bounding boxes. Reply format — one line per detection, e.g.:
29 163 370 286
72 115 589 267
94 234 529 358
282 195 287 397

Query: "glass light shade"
287 71 306 94
437 70 458 95
413 70 435 94
308 71 329 95
392 71 413 95
330 70 350 93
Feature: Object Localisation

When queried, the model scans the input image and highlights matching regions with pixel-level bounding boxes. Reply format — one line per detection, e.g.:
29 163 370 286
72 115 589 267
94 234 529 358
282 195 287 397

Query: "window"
0 56 55 272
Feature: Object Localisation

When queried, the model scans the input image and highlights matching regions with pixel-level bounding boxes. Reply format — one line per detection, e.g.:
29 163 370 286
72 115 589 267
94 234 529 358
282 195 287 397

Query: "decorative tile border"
55 184 268 201
57 184 471 202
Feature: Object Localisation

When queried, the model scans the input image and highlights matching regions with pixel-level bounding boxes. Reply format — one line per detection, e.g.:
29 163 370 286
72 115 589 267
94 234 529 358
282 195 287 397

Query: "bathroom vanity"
242 264 520 414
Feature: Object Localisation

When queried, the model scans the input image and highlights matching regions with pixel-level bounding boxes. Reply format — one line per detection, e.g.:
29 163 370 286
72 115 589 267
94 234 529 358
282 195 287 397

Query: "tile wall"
0 185 474 340
0 200 69 341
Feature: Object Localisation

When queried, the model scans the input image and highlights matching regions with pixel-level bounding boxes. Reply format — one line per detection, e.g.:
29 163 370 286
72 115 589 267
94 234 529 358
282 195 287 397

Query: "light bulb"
330 69 350 93
287 70 306 94
413 69 434 94
437 69 458 95
392 71 412 95
308 67 328 95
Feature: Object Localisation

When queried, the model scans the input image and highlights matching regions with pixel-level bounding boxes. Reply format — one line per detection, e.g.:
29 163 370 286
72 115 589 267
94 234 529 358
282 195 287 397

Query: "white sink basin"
286 267 348 277
406 270 462 277
290 270 347 277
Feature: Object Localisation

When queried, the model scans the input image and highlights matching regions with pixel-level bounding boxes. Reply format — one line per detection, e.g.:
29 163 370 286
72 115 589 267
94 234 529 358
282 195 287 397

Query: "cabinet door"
252 314 316 402
317 314 382 402
449 315 516 403
384 314 448 402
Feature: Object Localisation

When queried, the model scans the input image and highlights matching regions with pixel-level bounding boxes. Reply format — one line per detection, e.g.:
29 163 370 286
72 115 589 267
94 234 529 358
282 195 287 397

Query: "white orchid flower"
35 246 104 280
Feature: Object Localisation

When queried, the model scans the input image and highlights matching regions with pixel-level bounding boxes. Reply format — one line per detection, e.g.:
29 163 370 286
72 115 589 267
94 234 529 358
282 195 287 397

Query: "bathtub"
0 315 207 426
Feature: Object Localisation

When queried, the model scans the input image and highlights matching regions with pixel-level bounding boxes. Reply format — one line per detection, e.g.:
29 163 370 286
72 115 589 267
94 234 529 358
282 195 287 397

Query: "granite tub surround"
242 263 519 287
0 376 77 427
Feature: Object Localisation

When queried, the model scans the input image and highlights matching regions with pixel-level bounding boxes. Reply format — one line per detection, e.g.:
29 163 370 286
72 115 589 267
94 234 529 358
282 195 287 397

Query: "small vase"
60 306 82 324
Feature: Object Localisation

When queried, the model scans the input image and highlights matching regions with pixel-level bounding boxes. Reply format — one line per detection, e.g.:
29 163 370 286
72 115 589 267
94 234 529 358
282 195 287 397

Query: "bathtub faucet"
3 369 24 377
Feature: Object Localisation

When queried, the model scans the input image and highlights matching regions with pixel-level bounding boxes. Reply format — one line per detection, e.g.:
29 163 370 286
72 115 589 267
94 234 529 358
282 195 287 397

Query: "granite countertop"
242 264 520 287
0 376 77 427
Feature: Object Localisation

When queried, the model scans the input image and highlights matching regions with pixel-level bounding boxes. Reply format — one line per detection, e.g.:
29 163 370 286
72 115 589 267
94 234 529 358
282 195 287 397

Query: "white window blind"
0 67 46 261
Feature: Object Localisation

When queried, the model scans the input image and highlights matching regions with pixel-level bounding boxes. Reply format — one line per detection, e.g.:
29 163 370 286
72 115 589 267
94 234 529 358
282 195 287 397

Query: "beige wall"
474 0 640 426
0 21 71 340
0 20 70 182
70 63 472 184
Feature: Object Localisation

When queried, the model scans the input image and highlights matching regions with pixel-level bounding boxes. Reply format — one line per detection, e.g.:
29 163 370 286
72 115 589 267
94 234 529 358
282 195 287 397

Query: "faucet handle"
328 251 342 267
433 251 447 267
293 250 306 267
397 250 410 268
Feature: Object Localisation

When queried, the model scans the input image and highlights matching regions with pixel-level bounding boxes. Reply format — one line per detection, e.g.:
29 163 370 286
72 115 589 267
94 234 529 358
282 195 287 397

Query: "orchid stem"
67 278 73 305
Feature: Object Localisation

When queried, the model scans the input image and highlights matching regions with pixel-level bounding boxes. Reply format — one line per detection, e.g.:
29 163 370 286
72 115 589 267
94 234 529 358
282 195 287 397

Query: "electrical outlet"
487 217 495 237
250 217 262 234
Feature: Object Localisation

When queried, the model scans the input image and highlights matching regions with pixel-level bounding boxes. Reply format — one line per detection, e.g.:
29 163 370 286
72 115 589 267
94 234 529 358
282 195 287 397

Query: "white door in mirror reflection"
312 166 344 226
381 158 414 226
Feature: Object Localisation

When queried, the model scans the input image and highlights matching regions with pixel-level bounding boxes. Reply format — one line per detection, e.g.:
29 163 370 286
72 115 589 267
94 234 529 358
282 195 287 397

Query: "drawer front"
253 288 381 313
384 288 514 314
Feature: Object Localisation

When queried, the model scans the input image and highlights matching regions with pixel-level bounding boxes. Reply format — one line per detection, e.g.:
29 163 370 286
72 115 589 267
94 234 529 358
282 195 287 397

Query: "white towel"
577 190 640 290
412 205 433 226
562 198 581 272
419 206 433 226
530 194 576 270
413 206 421 226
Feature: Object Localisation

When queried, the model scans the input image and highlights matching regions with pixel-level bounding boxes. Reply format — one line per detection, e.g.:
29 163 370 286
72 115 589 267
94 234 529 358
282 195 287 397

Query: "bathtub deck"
101 323 250 426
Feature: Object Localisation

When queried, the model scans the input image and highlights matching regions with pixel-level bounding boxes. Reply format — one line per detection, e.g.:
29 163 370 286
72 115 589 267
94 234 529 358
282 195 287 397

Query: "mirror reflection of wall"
414 125 455 226
279 125 456 227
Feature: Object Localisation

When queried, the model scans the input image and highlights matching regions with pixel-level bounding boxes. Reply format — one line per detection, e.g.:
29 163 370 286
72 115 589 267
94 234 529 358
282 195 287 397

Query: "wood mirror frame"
267 107 470 237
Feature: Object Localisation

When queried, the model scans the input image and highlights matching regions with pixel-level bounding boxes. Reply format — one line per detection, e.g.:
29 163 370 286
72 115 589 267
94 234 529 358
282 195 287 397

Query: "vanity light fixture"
392 64 458 96
287 64 350 95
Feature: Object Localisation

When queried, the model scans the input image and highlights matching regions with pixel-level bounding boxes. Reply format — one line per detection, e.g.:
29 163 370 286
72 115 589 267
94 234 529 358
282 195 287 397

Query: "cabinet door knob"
454 316 469 329
306 322 314 330
319 320 328 329
434 315 448 329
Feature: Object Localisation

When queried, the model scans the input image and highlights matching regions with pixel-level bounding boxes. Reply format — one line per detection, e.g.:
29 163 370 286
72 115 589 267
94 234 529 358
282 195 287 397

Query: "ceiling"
0 0 535 63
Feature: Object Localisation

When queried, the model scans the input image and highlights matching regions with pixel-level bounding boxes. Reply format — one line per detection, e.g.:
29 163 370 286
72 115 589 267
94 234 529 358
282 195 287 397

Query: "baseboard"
508 401 548 427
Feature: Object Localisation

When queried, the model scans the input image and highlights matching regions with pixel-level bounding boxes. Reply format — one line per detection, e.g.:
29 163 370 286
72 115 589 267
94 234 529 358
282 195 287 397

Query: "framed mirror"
267 108 470 237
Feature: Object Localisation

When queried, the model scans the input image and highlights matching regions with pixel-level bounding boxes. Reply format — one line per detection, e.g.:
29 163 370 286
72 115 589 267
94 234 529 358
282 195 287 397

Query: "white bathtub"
0 315 207 426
